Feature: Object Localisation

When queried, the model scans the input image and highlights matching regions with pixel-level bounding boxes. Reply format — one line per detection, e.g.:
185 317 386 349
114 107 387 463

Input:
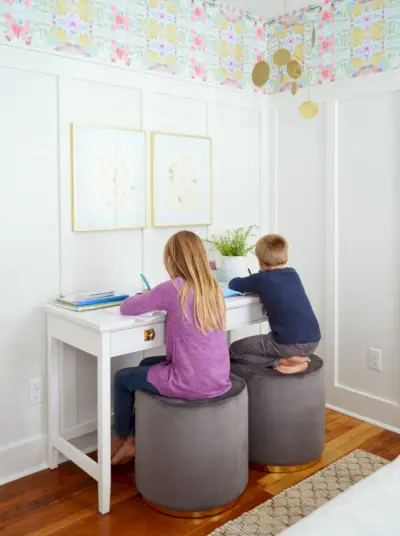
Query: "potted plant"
205 225 258 281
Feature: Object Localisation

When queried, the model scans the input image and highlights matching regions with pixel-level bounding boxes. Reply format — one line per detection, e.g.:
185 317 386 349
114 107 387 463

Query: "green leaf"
204 225 258 257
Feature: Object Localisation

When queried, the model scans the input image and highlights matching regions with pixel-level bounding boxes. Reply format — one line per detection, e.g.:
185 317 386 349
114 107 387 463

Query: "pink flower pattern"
191 28 205 51
191 58 206 81
4 13 31 44
110 6 129 31
318 34 334 57
318 63 335 84
0 0 397 92
110 39 131 66
191 5 205 23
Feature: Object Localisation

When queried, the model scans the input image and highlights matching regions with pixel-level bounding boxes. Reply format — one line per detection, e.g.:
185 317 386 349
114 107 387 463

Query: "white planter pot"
222 256 249 282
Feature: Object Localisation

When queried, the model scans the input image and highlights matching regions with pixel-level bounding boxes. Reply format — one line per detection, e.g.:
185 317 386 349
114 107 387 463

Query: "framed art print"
71 124 146 232
151 132 212 228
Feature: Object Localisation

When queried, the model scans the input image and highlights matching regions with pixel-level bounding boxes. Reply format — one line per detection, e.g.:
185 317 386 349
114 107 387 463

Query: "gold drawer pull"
144 329 155 342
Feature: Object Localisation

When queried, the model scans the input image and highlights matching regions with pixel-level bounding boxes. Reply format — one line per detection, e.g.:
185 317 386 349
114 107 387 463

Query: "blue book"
59 294 129 307
76 294 129 306
222 287 244 298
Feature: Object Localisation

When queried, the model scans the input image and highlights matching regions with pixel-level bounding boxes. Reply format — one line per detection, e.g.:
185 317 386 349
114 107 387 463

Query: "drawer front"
226 303 266 331
110 322 166 356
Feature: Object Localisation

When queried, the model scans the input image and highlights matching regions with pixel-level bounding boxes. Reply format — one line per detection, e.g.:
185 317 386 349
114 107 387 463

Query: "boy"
228 234 320 374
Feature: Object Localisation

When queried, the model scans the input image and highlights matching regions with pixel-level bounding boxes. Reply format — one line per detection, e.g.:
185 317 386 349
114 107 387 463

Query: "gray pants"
230 334 319 369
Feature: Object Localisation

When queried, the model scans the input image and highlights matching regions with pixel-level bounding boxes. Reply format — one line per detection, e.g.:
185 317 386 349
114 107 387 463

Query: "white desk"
45 296 266 514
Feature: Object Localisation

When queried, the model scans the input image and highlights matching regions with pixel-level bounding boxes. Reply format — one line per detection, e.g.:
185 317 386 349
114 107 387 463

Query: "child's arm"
228 273 261 294
120 281 172 316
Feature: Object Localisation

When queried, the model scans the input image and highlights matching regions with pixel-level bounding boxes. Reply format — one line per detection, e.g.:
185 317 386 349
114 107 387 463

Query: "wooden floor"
1 410 399 536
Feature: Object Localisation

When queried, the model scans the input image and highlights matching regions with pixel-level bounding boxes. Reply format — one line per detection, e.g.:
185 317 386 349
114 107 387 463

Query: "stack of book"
54 291 129 312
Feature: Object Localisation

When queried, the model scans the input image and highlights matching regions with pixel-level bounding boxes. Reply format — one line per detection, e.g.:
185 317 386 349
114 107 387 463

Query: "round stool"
232 355 325 472
135 374 248 517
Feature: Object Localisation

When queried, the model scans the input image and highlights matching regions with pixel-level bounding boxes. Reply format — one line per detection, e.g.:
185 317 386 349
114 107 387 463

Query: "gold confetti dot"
252 60 270 87
273 48 291 67
311 27 316 48
287 60 302 79
299 101 319 119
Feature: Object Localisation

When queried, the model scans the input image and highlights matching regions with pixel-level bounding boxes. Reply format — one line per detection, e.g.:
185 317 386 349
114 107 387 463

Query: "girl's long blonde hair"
164 231 225 333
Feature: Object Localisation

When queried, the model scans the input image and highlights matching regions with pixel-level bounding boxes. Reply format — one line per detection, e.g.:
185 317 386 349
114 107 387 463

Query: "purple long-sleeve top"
120 278 231 399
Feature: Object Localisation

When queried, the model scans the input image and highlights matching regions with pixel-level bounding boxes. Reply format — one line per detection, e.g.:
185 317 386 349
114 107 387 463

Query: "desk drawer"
110 322 166 356
226 303 265 331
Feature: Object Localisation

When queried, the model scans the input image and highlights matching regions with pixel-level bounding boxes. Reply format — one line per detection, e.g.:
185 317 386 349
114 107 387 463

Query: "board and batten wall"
1 42 400 485
0 46 268 484
268 69 400 434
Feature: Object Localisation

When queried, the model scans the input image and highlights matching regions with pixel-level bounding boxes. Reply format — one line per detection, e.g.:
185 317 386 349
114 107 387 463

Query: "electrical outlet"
29 378 44 405
368 348 382 372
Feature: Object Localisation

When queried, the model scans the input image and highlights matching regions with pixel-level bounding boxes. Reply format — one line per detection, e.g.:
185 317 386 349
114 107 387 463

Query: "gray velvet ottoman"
231 355 325 472
135 374 248 517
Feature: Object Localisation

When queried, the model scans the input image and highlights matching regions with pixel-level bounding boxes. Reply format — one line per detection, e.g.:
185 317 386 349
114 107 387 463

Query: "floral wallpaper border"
0 0 399 93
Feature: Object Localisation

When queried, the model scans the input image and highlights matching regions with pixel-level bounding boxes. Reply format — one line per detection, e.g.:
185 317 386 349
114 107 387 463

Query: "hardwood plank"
1 466 137 536
1 411 399 536
325 411 343 425
325 414 359 431
384 446 400 462
65 496 195 536
370 435 400 461
0 461 95 528
26 487 136 536
325 414 361 442
359 430 399 459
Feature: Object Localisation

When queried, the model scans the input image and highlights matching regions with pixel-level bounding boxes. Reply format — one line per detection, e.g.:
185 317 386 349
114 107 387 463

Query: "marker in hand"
140 273 152 291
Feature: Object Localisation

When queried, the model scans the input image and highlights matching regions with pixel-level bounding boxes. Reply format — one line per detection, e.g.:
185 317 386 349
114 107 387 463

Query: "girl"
111 230 231 465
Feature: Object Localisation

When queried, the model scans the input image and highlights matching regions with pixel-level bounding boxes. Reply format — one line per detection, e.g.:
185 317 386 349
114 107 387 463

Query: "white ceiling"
226 0 324 20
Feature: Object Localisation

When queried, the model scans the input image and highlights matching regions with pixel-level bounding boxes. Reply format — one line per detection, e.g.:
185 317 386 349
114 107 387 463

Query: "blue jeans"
114 356 164 437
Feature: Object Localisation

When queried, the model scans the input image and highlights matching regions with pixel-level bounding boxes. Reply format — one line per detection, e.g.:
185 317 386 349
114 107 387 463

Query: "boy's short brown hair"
255 234 288 267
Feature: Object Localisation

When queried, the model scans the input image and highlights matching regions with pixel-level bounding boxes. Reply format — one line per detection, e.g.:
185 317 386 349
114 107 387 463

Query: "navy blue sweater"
229 268 320 345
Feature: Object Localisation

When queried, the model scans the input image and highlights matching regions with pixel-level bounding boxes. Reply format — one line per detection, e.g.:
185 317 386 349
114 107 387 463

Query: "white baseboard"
0 434 47 486
326 403 400 435
0 427 98 486
64 416 115 441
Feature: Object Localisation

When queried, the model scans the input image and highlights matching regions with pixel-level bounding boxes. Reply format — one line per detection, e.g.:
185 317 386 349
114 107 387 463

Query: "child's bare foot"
280 356 310 366
276 362 308 375
111 437 136 465
111 436 125 457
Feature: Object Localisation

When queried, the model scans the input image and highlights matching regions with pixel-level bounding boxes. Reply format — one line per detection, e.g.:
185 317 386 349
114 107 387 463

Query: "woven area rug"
210 450 388 536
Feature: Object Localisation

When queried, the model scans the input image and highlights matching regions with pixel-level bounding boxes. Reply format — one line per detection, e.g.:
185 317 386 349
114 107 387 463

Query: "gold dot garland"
251 9 319 120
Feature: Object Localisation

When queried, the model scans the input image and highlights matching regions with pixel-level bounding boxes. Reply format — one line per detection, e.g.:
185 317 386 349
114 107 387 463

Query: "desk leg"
226 331 232 346
47 334 59 469
97 352 111 515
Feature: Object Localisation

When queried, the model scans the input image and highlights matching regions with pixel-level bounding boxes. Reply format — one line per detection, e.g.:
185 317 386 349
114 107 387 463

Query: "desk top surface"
45 295 262 333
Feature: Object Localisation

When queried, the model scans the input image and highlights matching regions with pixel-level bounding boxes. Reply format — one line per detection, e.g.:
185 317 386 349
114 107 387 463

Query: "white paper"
152 133 211 226
74 126 146 230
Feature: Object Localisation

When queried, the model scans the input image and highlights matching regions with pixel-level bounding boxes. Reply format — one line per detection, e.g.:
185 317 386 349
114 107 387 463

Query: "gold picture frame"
71 123 147 232
150 131 212 228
